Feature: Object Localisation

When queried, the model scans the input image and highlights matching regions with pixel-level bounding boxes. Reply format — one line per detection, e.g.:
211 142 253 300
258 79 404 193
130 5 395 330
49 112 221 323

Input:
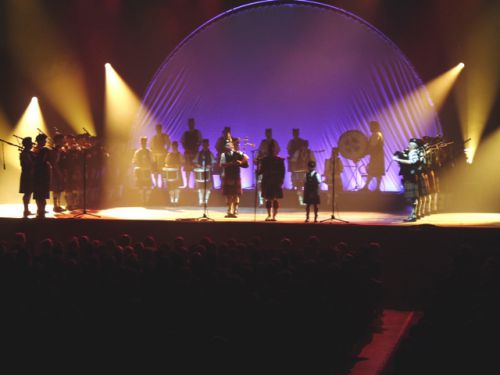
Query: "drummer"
132 136 153 205
289 139 316 205
164 141 184 206
193 139 216 206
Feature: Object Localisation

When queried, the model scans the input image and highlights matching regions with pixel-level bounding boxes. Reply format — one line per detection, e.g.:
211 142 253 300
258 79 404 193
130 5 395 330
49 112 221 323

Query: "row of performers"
133 135 335 221
147 122 318 188
392 136 451 222
133 133 342 205
18 132 108 218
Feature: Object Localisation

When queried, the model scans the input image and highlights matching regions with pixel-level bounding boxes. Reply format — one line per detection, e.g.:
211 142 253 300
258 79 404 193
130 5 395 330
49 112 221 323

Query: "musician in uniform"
422 136 440 215
290 139 316 205
361 120 385 191
392 138 426 222
303 160 321 223
164 141 184 206
61 134 79 211
193 139 216 206
132 136 153 205
50 133 66 212
214 126 232 178
220 138 249 218
19 137 35 218
257 142 285 221
32 133 52 219
323 147 344 208
181 118 202 189
151 123 171 189
287 128 306 187
256 128 281 206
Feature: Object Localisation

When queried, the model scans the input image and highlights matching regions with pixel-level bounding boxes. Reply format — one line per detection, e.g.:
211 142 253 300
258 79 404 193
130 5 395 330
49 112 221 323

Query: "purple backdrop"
133 0 441 191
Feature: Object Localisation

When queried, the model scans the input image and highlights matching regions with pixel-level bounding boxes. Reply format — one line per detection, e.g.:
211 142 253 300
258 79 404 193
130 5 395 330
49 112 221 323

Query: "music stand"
196 159 214 221
321 151 348 223
71 145 100 218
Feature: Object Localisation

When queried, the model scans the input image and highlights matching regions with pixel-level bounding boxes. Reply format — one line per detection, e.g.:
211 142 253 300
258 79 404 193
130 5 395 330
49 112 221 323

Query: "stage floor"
1 203 500 228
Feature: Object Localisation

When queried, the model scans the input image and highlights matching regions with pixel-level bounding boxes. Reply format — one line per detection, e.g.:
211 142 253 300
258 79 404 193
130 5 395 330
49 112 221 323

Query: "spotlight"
32 96 38 103
458 62 465 69
105 63 111 69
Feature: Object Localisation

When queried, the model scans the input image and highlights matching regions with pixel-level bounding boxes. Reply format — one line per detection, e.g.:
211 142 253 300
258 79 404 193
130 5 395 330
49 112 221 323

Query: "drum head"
338 130 368 162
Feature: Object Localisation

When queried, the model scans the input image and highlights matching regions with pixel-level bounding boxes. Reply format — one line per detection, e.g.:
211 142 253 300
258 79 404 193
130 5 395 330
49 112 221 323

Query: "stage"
1 203 500 228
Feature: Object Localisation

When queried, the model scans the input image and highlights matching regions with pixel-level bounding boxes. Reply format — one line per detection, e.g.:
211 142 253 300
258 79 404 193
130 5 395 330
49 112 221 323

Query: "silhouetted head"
369 121 380 132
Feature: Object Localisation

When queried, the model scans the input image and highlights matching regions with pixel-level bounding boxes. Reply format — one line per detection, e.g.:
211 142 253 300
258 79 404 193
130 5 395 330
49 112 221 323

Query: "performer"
181 118 202 188
32 133 52 219
422 136 441 215
61 134 80 211
132 136 153 205
290 139 316 205
392 138 426 222
255 128 281 206
214 126 232 177
220 138 249 218
257 142 285 221
286 128 306 174
19 137 35 218
361 120 385 191
193 139 216 206
304 160 321 223
151 123 171 188
164 141 184 205
323 147 344 208
50 133 66 212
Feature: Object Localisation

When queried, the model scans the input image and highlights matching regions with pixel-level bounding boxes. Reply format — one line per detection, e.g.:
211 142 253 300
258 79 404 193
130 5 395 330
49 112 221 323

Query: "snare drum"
194 167 211 183
291 170 307 188
162 167 180 182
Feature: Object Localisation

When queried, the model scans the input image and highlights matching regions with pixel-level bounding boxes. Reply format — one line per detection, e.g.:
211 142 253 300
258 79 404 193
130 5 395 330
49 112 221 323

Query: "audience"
0 231 383 373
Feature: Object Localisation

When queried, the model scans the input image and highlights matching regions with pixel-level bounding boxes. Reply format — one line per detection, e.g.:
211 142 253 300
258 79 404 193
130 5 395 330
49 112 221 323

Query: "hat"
22 137 33 147
308 160 316 168
409 138 422 146
35 133 47 143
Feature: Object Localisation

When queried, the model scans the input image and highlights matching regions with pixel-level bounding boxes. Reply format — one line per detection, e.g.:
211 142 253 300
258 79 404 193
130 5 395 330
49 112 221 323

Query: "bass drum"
338 130 368 162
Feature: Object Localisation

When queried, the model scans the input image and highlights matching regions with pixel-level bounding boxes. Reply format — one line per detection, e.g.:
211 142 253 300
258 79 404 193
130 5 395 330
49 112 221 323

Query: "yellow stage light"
373 63 464 137
7 0 96 135
0 97 48 203
455 2 500 164
13 97 48 140
105 63 146 142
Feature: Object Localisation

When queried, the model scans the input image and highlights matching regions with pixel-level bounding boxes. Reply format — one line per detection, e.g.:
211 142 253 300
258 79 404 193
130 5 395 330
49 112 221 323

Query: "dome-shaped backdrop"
133 0 441 191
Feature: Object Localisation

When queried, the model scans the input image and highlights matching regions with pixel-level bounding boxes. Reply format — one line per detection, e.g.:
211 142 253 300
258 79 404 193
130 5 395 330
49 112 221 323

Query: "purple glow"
133 0 441 191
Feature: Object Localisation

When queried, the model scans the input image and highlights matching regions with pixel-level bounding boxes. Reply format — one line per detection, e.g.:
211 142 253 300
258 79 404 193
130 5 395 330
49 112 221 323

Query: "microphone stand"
321 153 348 223
71 132 100 218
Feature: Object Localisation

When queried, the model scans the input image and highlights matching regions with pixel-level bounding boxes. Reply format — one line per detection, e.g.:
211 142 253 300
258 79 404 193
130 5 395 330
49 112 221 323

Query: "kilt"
51 167 65 193
222 176 242 196
33 167 51 200
134 167 152 188
404 175 427 200
303 187 320 205
367 153 385 176
152 152 166 173
183 151 196 172
19 170 33 194
403 180 418 200
261 178 283 199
